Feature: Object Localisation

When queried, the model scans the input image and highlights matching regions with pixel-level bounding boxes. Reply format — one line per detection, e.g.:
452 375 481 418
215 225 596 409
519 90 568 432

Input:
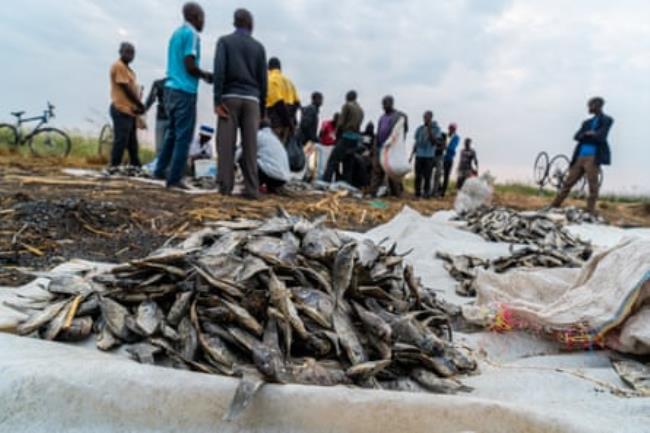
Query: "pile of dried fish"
11 211 476 415
544 206 605 225
438 245 586 297
103 165 149 178
459 207 592 257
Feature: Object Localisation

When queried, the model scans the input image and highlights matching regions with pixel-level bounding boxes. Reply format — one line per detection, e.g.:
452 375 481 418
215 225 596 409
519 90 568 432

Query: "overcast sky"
1 0 648 193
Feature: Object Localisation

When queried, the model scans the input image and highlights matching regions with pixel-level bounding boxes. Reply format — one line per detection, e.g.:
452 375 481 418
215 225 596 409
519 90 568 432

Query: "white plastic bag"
380 117 411 179
454 173 494 214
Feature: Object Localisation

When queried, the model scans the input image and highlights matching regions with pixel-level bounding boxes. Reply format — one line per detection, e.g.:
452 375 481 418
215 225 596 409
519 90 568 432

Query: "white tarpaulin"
2 207 650 433
465 239 650 354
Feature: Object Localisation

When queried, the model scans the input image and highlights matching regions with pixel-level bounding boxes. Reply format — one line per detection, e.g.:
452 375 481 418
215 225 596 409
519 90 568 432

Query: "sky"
1 0 649 194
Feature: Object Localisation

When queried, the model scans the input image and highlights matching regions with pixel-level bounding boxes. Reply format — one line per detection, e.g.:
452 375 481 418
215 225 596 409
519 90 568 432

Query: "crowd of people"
107 2 479 200
108 2 612 213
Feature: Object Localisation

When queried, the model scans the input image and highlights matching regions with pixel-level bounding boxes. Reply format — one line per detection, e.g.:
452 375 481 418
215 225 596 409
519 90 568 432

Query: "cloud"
0 0 648 193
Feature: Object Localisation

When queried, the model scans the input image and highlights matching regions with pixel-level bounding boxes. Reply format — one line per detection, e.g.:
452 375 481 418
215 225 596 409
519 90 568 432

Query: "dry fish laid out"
458 207 592 256
612 359 650 396
10 211 476 420
438 245 586 297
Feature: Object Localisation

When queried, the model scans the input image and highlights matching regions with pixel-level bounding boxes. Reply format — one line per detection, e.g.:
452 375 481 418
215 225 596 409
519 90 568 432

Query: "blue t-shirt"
413 124 440 158
445 134 460 161
578 116 599 158
166 23 201 94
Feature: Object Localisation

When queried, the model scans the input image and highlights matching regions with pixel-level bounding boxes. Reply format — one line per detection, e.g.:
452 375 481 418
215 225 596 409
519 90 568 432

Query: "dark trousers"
154 89 197 186
441 159 453 197
414 157 435 197
217 98 260 197
551 156 600 213
110 105 141 167
322 137 357 183
369 153 403 197
258 168 286 193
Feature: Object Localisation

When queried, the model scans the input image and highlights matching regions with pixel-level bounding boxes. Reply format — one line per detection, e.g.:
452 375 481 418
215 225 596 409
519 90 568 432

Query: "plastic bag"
380 116 410 179
286 135 306 172
454 172 494 214
257 128 291 182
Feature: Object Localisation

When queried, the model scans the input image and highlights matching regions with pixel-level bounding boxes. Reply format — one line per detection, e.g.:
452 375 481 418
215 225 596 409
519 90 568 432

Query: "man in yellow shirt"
109 42 145 168
266 57 300 143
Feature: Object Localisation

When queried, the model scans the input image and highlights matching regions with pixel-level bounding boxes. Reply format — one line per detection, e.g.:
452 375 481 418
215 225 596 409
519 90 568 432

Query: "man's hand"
215 104 230 119
134 104 146 115
583 130 596 137
202 72 214 84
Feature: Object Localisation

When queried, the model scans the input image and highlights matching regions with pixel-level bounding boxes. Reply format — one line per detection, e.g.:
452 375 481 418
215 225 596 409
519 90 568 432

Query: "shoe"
167 181 191 191
241 192 260 200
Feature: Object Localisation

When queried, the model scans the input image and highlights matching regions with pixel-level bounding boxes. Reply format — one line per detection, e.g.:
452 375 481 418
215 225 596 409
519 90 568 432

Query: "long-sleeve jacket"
298 104 319 144
337 101 364 138
213 30 267 115
144 78 168 121
570 114 614 166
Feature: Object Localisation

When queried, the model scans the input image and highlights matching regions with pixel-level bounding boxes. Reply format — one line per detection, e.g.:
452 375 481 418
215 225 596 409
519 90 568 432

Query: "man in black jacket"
298 92 323 146
551 97 614 214
213 8 267 198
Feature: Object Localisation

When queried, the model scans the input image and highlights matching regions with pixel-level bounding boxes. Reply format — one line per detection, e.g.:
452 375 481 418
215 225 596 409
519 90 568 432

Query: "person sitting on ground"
213 8 267 199
457 138 478 190
322 91 364 183
298 92 323 146
266 57 300 143
188 125 214 175
109 42 145 169
144 77 168 156
410 110 441 198
370 95 408 197
318 113 339 146
155 2 213 190
441 123 460 197
550 97 614 215
239 120 290 194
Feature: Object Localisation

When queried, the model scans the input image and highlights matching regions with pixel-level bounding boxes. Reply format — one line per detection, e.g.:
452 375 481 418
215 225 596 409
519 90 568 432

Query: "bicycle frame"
12 110 51 143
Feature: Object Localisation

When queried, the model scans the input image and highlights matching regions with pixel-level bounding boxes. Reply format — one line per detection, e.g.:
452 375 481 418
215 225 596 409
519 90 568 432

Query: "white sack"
379 117 411 179
454 174 494 213
252 127 291 182
464 238 650 354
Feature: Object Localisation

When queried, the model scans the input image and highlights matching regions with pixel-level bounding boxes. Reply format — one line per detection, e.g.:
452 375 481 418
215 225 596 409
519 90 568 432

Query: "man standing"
322 91 364 183
551 97 613 214
213 8 267 199
441 123 459 197
144 77 168 156
298 92 323 146
266 57 299 143
109 42 144 169
410 111 440 198
457 138 478 190
155 2 212 190
369 95 408 197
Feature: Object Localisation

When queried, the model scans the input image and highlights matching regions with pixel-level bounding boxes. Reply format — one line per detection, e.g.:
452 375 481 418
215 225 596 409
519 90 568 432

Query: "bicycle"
0 102 71 157
97 123 114 159
533 151 603 194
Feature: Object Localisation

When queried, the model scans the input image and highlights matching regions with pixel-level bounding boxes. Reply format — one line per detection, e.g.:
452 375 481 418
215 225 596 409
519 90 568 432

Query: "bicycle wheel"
98 123 113 158
0 123 19 150
533 151 550 186
28 127 71 158
548 154 571 189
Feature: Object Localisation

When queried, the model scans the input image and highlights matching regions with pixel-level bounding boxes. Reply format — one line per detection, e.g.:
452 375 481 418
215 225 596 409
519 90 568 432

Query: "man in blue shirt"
441 123 459 197
409 111 441 198
551 97 614 214
155 2 213 190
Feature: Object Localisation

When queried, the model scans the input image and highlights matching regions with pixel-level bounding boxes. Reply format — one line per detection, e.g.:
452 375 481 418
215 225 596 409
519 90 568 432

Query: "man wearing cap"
441 123 460 197
155 2 213 190
550 97 614 214
188 125 214 174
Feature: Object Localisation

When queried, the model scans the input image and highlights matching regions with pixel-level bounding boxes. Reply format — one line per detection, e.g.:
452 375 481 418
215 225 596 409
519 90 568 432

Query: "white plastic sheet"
2 208 650 433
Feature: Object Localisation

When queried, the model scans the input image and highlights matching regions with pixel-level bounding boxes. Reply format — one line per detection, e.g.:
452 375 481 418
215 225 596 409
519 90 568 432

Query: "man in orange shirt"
109 42 145 168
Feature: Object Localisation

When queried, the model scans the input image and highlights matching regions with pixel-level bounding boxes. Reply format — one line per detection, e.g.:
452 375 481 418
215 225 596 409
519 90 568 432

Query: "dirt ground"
2 155 649 286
